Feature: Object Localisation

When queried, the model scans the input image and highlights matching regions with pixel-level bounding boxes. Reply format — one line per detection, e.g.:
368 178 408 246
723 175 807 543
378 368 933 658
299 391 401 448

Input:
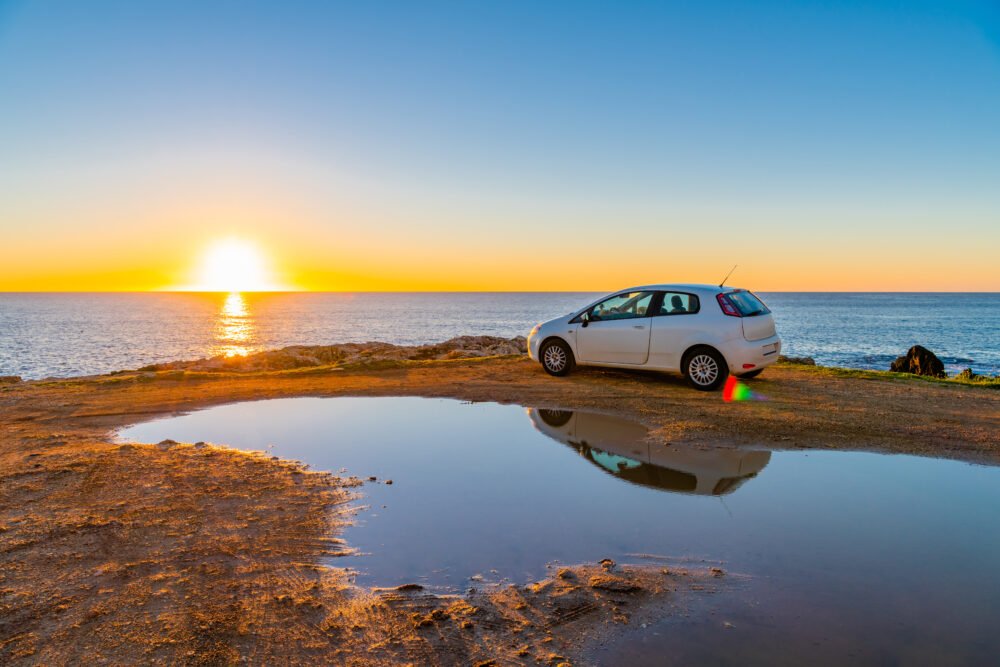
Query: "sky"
1 0 998 292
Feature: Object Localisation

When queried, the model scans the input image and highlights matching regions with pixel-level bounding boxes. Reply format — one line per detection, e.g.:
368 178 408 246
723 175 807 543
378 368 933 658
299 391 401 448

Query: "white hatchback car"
527 284 781 390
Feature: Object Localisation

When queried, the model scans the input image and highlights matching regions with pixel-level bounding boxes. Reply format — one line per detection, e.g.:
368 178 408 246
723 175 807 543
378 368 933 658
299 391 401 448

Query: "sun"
191 239 278 292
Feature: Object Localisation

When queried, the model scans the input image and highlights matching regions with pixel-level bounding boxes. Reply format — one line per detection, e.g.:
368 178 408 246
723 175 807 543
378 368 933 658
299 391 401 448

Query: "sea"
0 292 997 380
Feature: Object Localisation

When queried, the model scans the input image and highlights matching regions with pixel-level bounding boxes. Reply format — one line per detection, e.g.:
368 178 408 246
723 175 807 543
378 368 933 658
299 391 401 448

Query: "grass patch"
778 362 1000 389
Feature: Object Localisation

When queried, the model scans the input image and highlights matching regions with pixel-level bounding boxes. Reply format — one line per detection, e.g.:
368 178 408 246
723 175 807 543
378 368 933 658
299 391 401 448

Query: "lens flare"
722 376 765 402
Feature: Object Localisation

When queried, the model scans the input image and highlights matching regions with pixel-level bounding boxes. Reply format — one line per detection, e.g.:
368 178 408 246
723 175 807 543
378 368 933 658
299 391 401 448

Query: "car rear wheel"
683 347 729 391
737 369 763 379
537 409 573 427
540 339 574 376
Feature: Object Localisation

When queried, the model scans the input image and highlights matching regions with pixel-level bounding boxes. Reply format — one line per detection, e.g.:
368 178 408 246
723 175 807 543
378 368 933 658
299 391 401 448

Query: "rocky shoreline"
138 335 529 373
127 336 997 387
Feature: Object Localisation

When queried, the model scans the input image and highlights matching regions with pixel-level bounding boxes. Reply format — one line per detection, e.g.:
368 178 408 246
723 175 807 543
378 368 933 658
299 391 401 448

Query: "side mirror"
581 312 590 328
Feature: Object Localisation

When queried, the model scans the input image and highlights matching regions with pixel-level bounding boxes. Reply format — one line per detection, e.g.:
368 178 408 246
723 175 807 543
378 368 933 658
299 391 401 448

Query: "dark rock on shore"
0 376 22 384
890 346 945 378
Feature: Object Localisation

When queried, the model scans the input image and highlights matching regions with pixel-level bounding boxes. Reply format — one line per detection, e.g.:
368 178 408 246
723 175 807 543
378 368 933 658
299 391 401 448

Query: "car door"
648 291 702 370
575 291 654 364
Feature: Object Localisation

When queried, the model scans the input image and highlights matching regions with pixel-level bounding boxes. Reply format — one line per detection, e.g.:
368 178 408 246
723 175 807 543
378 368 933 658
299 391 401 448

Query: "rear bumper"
724 335 781 374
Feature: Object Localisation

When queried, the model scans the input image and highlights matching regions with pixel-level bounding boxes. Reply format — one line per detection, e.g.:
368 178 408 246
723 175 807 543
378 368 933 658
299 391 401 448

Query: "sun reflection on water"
215 292 256 357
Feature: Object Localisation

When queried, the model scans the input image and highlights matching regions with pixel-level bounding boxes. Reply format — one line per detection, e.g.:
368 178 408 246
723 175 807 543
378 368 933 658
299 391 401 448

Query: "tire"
540 339 575 376
737 368 763 379
683 347 729 391
538 409 573 427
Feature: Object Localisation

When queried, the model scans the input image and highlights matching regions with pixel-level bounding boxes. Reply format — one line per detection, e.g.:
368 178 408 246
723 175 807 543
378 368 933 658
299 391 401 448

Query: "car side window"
589 291 654 321
656 292 700 316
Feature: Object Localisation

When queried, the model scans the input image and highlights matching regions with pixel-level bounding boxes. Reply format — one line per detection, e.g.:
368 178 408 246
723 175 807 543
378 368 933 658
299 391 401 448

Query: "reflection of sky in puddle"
119 397 1000 662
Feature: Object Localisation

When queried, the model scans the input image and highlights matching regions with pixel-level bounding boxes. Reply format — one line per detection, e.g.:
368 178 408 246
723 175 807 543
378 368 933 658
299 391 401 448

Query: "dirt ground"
1 354 997 665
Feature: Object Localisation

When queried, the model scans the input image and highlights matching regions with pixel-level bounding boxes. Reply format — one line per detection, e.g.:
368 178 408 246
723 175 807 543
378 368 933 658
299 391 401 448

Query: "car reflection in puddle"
528 408 771 496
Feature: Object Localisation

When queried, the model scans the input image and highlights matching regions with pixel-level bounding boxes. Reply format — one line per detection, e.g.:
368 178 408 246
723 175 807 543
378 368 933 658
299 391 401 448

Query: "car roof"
616 283 740 295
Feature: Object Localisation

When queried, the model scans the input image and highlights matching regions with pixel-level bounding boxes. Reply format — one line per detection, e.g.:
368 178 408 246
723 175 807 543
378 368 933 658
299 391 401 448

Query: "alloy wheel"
688 353 719 386
543 344 568 373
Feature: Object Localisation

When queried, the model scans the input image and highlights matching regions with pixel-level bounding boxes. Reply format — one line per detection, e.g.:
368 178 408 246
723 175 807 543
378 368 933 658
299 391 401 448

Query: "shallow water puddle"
119 397 1000 663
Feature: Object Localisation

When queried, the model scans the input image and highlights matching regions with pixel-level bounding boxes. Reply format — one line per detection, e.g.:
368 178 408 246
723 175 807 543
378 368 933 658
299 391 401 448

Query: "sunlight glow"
216 292 255 357
193 239 277 292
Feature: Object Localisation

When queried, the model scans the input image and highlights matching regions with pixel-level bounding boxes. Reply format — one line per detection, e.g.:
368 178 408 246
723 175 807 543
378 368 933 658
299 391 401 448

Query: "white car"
527 284 781 390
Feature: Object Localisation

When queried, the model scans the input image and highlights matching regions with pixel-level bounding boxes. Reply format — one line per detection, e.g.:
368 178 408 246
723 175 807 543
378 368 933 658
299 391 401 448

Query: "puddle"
118 397 1000 664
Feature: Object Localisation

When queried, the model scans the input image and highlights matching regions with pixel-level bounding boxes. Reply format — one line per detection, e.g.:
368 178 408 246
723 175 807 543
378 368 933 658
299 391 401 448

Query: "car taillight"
716 293 742 317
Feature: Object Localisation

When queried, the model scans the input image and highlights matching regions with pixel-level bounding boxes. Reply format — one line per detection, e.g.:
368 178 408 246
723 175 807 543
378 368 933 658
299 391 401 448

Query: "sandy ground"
1 351 997 665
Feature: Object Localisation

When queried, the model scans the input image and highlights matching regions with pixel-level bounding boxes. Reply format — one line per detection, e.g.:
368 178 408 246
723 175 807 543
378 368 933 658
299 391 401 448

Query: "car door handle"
633 325 646 329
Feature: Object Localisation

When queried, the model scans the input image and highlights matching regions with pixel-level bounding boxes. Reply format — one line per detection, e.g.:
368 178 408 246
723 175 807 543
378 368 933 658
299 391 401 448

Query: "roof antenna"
718 495 734 519
719 264 737 288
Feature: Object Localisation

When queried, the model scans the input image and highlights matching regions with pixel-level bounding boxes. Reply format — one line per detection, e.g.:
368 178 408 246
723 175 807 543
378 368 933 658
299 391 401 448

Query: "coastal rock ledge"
890 345 946 378
140 336 528 373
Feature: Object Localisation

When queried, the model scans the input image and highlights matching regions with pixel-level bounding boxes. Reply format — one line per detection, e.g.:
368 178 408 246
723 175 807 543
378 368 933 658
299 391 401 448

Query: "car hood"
541 313 575 329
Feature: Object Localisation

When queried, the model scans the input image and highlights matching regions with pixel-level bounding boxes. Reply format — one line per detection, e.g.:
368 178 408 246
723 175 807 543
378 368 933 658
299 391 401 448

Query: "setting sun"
188 239 281 292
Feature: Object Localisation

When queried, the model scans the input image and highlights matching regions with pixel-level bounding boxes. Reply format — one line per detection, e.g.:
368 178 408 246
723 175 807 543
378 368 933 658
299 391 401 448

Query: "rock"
890 346 945 378
395 583 424 592
588 574 640 593
598 558 616 570
957 368 979 380
777 355 815 365
0 376 22 384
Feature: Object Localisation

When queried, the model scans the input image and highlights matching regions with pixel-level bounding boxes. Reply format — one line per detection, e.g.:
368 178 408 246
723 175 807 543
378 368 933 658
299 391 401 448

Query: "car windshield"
726 290 770 316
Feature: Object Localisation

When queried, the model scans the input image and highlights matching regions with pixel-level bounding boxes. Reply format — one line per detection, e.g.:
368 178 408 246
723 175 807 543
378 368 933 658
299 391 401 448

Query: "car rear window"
726 291 770 316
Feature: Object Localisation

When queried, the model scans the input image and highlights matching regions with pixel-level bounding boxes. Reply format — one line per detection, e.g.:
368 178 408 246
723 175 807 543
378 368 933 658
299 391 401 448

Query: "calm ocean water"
1 292 997 379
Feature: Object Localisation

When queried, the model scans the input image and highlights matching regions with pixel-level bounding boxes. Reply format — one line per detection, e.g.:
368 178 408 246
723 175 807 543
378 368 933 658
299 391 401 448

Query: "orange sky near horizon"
1 184 996 292
1 223 996 293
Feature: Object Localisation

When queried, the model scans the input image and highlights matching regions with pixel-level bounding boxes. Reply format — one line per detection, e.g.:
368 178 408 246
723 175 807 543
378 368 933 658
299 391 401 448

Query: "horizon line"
2 289 998 295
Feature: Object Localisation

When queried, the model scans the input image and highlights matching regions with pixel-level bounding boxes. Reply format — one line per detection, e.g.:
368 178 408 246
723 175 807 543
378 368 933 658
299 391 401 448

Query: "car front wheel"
683 347 729 391
540 339 574 376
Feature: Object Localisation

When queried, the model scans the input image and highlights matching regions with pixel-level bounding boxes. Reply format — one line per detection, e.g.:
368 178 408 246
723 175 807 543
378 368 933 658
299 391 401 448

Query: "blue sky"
1 1 998 290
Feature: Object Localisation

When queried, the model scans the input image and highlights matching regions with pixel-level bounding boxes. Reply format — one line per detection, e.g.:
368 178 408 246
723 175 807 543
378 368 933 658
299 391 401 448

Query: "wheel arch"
681 343 729 369
539 334 574 356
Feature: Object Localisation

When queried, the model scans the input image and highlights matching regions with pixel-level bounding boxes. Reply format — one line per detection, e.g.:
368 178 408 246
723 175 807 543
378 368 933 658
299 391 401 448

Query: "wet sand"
1 349 997 664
